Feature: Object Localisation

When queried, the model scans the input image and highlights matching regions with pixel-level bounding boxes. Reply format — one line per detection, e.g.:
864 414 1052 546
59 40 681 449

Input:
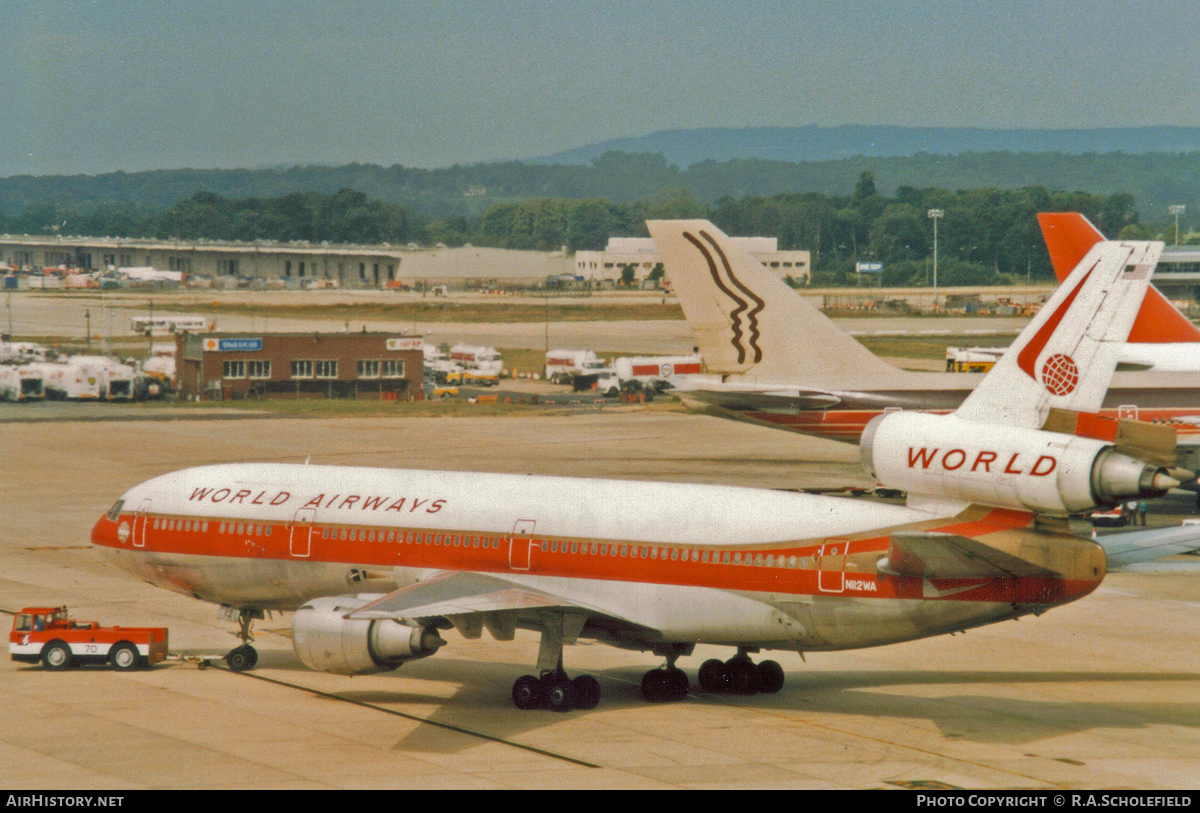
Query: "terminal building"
0 235 573 288
574 237 811 285
0 233 809 288
177 332 424 402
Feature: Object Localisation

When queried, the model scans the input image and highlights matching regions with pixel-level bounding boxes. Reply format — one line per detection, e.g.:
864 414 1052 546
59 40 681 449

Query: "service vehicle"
544 349 607 384
945 346 1004 373
130 315 213 335
9 606 168 670
449 344 503 386
613 354 703 384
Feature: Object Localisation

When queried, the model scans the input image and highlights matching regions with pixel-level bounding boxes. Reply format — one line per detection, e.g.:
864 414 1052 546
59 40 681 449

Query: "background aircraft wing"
676 386 841 413
1094 525 1200 569
884 531 1059 580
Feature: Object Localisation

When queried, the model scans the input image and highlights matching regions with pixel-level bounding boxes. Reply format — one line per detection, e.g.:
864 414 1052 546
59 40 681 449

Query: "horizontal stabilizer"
883 531 1058 580
1095 525 1200 569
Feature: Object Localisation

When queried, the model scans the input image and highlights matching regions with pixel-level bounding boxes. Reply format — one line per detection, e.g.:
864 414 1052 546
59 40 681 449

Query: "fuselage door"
290 507 316 558
509 519 536 571
817 538 850 593
133 498 152 548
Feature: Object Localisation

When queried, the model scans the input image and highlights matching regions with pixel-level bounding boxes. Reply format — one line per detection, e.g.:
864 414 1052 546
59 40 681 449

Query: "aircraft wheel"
225 645 257 672
667 666 690 701
698 658 730 693
641 669 670 702
109 642 141 672
727 658 761 695
41 641 74 671
757 660 784 694
572 675 601 710
512 675 544 710
543 674 578 713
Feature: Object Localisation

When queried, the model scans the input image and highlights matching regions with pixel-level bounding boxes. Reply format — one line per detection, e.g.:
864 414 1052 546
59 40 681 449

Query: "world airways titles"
907 447 1057 477
188 486 446 514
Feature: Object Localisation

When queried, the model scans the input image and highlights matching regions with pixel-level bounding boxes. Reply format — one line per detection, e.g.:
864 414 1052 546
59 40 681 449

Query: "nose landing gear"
223 607 263 672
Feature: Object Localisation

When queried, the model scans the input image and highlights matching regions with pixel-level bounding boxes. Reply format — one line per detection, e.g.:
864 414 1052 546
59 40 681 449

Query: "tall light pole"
1169 205 1186 247
927 209 943 310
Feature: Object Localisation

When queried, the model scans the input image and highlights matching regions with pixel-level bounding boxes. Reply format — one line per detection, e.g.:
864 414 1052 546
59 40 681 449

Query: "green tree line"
2 150 1199 224
0 176 1167 286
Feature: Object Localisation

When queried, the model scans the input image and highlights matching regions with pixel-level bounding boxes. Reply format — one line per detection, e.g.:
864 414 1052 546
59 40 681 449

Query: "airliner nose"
91 512 124 549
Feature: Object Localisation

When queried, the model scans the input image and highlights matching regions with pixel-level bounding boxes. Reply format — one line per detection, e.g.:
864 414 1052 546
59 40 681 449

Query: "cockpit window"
106 500 125 522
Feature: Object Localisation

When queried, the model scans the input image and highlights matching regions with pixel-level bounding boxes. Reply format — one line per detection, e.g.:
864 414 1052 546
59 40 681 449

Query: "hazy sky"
2 0 1198 177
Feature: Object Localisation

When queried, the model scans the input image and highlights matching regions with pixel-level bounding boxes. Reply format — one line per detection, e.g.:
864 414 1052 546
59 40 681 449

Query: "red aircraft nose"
91 512 125 548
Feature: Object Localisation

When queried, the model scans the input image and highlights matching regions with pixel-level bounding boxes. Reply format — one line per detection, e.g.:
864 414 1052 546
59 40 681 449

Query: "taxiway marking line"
215 663 601 769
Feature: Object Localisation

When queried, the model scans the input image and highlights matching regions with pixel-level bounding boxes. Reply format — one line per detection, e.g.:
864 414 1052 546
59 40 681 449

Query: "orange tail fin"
1039 212 1200 344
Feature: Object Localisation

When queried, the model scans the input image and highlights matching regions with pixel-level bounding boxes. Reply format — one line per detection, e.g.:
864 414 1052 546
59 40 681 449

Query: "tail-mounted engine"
292 595 445 676
860 411 1179 515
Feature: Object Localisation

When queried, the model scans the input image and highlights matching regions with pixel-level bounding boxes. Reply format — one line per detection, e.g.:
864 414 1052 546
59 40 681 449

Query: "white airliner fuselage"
95 463 1076 652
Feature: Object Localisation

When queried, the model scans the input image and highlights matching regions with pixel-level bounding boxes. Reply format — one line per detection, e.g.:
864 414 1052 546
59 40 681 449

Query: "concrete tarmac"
2 410 1199 789
7 289 1028 355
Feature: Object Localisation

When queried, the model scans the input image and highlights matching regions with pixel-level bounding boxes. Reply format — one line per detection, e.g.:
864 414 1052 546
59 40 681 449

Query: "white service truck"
544 349 608 385
583 354 705 396
448 344 503 386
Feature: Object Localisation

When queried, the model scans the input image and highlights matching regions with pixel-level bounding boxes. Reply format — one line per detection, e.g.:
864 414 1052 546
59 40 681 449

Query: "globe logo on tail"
1041 353 1079 396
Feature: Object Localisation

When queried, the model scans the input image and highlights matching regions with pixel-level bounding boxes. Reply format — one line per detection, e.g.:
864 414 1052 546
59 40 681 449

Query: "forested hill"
2 149 1199 221
534 125 1200 167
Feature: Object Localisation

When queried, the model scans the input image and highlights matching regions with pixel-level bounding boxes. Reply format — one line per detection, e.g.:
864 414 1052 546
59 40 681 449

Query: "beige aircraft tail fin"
648 219 900 384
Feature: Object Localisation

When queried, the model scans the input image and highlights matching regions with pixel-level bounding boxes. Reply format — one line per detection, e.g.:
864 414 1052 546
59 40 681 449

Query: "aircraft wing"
677 386 841 413
345 570 647 630
883 531 1058 580
1094 525 1200 569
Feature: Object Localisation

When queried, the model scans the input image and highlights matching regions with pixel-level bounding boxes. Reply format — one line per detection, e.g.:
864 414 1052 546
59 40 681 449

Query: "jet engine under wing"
345 570 647 631
1094 525 1200 569
881 531 1059 580
676 386 842 414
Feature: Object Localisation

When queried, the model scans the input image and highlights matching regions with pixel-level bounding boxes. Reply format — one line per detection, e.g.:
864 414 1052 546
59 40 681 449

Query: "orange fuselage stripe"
96 508 1094 606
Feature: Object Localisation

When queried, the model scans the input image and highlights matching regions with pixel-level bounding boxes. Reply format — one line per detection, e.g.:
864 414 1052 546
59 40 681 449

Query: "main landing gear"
511 612 601 712
641 649 690 703
224 607 263 672
697 650 785 696
511 667 602 713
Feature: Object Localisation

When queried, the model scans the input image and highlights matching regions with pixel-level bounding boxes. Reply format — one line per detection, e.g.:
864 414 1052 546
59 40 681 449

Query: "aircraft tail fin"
647 220 899 384
956 237 1161 428
1039 212 1200 344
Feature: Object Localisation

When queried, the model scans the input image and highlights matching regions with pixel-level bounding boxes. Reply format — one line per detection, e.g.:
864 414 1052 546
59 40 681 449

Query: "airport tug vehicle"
9 606 168 670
